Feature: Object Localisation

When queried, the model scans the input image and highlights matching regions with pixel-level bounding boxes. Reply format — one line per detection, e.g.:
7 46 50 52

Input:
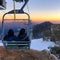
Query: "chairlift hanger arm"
20 0 29 11
14 0 29 12
14 0 29 3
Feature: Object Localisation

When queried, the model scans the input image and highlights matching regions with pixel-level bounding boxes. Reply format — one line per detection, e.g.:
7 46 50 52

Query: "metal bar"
7 44 28 45
4 19 28 20
20 0 29 11
13 0 16 20
3 41 30 43
2 13 8 41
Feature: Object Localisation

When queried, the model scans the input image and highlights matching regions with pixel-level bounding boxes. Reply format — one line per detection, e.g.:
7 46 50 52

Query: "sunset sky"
0 0 60 24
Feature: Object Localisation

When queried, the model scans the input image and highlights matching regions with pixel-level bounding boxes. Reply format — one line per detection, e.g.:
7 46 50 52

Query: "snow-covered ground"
30 38 55 51
0 38 56 51
0 40 4 46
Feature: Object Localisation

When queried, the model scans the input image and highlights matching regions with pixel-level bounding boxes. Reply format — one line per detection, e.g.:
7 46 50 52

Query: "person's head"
19 28 26 35
18 28 26 37
8 29 14 37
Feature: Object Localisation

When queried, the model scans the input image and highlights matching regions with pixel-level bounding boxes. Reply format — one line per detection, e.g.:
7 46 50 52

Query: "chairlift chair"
2 10 31 49
2 0 31 49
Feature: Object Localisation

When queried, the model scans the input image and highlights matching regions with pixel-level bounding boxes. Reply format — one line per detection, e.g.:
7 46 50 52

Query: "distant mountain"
33 21 53 39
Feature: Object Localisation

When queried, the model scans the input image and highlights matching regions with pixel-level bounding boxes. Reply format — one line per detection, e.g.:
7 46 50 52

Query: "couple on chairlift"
4 28 29 41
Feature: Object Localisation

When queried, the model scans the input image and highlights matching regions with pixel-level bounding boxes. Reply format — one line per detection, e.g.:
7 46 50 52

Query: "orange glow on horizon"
0 13 60 24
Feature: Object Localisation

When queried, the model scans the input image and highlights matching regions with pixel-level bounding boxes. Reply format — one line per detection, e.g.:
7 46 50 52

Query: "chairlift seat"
3 40 30 49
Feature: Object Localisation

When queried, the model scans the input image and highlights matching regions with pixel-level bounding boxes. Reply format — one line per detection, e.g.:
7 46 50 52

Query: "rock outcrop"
0 46 58 60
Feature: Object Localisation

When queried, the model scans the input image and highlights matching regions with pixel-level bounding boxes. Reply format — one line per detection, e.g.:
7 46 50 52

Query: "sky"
0 0 60 24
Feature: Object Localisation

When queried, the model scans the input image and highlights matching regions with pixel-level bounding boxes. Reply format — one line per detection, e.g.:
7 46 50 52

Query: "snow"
0 40 4 46
0 38 56 51
30 38 55 51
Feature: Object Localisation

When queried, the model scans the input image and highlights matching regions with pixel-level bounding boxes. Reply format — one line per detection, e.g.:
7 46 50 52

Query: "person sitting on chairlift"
18 28 29 41
4 29 17 41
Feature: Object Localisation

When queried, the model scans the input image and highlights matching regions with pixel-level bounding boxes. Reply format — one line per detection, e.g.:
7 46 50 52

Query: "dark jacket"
18 33 29 41
4 35 18 41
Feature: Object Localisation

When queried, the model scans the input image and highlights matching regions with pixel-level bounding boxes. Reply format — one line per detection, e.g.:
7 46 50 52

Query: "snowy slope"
0 40 4 46
0 38 55 51
31 38 55 51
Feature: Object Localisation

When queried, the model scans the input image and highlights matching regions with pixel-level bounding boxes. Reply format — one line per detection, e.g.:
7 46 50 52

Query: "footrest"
3 41 30 49
7 44 29 46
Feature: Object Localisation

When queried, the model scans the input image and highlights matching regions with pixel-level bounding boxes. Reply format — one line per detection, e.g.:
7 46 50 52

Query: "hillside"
0 46 58 60
33 21 53 39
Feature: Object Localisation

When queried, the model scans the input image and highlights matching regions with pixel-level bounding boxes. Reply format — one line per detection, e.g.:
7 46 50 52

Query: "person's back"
18 28 29 41
4 29 17 41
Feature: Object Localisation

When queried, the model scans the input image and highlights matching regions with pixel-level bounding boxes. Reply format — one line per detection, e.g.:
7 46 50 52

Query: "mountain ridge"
33 21 53 39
